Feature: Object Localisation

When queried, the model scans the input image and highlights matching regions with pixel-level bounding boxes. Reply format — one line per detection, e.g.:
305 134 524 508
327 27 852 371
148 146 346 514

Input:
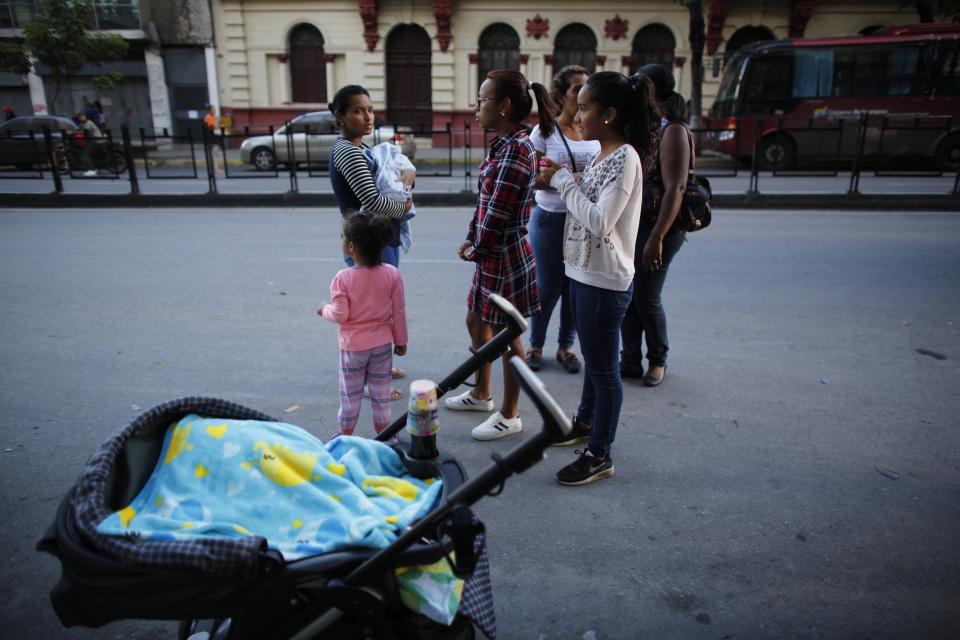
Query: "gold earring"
603 120 609 125
500 111 506 116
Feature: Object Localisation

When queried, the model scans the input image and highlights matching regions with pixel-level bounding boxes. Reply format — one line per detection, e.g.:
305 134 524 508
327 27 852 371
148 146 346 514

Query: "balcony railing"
0 1 39 28
0 1 139 31
91 0 139 30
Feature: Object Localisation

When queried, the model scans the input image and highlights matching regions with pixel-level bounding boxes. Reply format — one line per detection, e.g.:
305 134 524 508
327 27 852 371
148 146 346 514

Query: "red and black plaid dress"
465 128 540 326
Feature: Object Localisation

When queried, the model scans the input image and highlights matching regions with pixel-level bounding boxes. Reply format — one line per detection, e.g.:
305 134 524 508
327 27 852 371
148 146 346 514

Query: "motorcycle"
56 130 127 175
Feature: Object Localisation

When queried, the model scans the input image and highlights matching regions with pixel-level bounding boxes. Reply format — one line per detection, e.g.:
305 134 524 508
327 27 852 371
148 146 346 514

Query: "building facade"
0 1 931 136
0 0 217 136
211 0 922 133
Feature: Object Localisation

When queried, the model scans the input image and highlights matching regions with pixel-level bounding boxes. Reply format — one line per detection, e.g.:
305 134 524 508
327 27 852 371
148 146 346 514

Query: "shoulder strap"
557 130 578 173
658 121 695 177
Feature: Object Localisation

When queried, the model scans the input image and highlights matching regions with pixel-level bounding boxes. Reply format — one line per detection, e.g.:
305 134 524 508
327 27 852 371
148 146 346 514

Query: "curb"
1 192 958 210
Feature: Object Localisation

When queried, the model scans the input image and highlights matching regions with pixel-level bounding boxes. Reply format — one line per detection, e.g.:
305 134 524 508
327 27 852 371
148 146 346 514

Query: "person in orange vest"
203 106 224 173
203 105 218 132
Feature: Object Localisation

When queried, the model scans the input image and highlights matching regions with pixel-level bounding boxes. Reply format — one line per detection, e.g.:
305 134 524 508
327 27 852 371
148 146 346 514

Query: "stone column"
674 56 687 99
205 44 220 115
144 47 173 134
468 53 478 106
324 53 336 104
26 57 47 115
277 54 290 103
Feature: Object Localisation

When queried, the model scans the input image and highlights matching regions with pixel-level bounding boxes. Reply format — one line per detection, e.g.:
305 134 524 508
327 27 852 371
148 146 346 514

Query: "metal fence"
0 116 957 196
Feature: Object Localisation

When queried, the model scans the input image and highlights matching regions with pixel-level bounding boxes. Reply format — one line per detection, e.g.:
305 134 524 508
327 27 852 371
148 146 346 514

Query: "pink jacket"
321 264 408 351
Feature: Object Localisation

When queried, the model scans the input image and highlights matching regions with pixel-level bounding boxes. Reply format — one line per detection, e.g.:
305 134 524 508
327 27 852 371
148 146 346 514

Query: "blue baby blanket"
96 415 443 561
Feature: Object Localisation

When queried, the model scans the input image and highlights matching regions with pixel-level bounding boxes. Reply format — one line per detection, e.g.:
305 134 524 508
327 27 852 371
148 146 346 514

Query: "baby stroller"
38 295 571 639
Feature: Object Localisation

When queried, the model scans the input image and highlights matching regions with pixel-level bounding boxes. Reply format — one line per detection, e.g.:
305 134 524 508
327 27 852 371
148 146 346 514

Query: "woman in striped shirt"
329 85 413 268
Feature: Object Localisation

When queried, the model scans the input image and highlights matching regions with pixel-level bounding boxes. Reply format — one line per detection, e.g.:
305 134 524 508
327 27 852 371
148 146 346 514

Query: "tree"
678 0 705 126
0 0 128 113
904 0 960 21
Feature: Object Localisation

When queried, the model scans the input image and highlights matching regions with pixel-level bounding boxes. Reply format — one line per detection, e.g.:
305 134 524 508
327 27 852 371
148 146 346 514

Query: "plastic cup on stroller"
406 379 439 459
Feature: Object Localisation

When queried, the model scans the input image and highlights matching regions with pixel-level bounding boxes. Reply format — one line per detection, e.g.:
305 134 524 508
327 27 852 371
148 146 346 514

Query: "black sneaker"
555 449 614 486
551 417 591 446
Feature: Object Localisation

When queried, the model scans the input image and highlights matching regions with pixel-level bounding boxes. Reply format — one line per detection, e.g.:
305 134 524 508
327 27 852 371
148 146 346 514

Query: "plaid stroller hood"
39 397 496 638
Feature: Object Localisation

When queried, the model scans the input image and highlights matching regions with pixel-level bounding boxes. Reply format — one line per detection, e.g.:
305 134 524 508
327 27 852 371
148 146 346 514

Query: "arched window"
478 23 520 87
553 23 597 71
630 24 676 74
724 25 776 62
289 24 326 103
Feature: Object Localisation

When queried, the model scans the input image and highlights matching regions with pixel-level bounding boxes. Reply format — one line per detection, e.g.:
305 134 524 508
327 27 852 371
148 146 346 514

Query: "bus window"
853 47 890 96
832 48 856 96
742 52 791 114
711 50 746 117
793 48 834 98
888 46 920 95
930 41 960 95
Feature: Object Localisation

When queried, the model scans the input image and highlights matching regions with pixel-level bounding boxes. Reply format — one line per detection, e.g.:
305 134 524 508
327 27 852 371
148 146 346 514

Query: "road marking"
286 257 463 264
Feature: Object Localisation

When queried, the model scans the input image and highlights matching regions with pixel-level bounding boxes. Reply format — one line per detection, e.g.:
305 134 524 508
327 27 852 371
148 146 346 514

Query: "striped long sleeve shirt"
330 138 406 218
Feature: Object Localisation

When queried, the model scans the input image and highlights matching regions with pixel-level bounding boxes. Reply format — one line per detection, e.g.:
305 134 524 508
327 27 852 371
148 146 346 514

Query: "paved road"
1 207 958 639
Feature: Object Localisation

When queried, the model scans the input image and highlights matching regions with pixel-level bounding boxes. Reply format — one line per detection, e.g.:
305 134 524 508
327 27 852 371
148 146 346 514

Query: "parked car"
239 112 416 171
0 115 76 169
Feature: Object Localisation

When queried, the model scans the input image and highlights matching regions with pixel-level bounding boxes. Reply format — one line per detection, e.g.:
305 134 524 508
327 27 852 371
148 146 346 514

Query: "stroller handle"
488 293 528 336
375 294 528 442
287 357 571 640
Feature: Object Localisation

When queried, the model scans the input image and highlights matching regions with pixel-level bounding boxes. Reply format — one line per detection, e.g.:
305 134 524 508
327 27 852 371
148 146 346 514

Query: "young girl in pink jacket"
316 213 408 441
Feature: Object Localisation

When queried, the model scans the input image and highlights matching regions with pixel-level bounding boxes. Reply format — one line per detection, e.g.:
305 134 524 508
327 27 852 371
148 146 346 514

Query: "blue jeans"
621 222 685 369
528 206 575 350
343 243 399 268
570 279 633 458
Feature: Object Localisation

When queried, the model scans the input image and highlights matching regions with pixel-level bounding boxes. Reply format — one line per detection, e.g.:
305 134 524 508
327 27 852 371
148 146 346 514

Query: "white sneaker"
83 169 97 177
444 389 494 412
471 412 522 441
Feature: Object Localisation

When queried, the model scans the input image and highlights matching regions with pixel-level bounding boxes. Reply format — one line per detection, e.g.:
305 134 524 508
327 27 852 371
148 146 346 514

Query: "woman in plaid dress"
447 69 552 441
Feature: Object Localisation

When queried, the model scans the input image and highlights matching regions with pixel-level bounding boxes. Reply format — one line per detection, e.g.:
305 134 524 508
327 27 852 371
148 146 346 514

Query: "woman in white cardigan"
539 72 660 485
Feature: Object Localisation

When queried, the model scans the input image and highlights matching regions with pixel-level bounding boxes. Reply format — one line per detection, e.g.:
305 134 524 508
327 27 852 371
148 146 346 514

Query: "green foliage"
0 0 129 111
902 0 960 21
0 41 31 75
91 70 125 91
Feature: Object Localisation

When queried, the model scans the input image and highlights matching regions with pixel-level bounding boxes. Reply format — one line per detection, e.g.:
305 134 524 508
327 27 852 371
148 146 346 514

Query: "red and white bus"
705 24 960 171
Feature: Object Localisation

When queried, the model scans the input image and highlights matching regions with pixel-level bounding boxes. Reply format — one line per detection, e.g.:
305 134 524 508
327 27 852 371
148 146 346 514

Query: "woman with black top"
619 64 690 388
328 85 414 268
328 85 414 391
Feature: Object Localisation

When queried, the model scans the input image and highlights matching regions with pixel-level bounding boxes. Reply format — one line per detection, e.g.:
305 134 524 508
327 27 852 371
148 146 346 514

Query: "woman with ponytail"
525 65 600 377
619 63 690 388
447 69 551 442
538 71 659 485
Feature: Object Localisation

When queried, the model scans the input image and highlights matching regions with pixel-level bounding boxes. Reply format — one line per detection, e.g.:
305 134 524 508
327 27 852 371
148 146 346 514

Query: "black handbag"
678 174 712 232
642 123 713 233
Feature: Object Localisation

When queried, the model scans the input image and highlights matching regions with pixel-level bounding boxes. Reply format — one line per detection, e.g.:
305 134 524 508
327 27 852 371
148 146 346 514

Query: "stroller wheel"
177 620 196 640
178 618 231 640
393 612 476 640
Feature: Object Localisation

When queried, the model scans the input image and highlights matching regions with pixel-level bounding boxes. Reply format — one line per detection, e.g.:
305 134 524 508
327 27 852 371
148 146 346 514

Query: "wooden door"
386 24 432 132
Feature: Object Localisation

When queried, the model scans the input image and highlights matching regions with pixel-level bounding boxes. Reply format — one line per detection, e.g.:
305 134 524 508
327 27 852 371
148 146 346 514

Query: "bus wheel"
758 135 795 171
935 134 960 173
